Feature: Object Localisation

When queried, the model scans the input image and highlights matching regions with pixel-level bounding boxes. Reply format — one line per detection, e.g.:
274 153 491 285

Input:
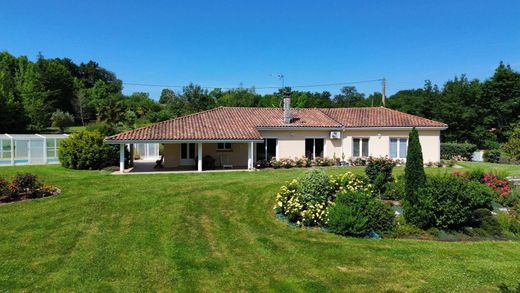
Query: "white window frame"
390 137 408 159
305 137 326 159
352 137 370 157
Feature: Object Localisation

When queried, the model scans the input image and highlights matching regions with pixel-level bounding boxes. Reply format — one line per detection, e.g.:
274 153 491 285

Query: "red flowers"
482 173 511 198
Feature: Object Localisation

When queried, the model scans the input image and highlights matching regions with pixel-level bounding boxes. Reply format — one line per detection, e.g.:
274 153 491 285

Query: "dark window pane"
305 139 314 159
181 143 187 159
399 138 407 158
189 143 195 159
390 138 398 158
315 139 324 158
256 141 266 161
353 138 360 157
266 139 277 160
225 143 231 149
362 138 369 157
217 143 224 149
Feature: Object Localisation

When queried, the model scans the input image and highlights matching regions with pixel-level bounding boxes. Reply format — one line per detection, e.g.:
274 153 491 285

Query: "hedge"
440 143 478 161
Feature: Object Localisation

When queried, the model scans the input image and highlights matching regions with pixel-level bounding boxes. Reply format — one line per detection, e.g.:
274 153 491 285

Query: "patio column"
129 144 134 167
247 142 253 169
197 143 202 172
119 144 125 173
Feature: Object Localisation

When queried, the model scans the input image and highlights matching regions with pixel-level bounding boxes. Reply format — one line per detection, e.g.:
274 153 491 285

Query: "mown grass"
0 164 519 291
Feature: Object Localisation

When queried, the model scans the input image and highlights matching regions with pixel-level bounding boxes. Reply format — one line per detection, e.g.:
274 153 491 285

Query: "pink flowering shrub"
481 173 511 198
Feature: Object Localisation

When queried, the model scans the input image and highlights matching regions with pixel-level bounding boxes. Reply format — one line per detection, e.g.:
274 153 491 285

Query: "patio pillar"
197 143 202 172
119 144 125 173
129 144 134 167
247 142 253 169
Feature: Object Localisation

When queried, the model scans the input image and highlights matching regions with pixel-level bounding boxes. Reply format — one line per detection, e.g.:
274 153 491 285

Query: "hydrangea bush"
275 170 372 227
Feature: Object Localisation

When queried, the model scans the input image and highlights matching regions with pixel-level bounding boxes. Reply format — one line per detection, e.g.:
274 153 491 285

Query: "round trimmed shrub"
59 130 119 170
298 169 332 201
483 149 501 163
404 175 495 230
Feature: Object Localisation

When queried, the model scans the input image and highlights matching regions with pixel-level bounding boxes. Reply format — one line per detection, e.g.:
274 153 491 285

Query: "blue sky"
1 0 519 99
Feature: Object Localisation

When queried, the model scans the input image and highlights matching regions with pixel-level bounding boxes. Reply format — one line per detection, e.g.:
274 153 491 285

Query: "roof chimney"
283 91 292 124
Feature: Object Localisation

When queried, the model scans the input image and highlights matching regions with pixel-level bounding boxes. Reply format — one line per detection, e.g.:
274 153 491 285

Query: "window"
46 138 57 158
181 143 196 159
256 138 277 161
305 138 324 159
217 143 232 151
353 138 369 157
390 138 408 159
0 139 12 159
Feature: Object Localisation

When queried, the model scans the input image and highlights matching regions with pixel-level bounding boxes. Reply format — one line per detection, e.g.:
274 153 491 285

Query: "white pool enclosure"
0 134 160 166
0 134 69 166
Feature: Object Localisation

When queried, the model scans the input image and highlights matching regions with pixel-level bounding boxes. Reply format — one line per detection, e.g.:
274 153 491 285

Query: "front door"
180 143 196 165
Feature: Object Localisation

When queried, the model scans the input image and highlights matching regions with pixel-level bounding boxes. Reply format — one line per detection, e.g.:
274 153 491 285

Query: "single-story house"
106 97 447 173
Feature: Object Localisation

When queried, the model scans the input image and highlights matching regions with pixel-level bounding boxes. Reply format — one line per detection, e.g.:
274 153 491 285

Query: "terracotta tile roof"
319 107 448 128
106 106 446 141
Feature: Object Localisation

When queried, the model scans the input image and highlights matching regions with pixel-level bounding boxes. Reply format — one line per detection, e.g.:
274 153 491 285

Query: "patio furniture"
220 154 233 169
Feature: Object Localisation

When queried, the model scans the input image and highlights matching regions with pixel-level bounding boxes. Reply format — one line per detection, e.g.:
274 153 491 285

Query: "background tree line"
1 51 519 149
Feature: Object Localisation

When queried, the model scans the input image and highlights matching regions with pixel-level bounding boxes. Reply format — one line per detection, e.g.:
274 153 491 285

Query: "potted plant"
340 152 348 166
333 153 341 166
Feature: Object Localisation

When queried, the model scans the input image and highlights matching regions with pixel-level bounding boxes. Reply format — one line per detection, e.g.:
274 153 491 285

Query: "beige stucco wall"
163 143 181 168
258 128 441 162
342 129 441 163
161 129 441 167
258 130 342 160
162 142 249 168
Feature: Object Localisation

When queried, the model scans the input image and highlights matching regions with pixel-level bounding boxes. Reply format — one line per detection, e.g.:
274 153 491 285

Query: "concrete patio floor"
112 160 251 175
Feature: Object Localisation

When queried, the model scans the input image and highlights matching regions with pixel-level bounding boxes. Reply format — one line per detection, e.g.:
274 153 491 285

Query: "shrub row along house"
106 97 447 173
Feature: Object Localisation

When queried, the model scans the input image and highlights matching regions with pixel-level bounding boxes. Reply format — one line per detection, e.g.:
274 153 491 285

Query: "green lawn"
0 164 519 291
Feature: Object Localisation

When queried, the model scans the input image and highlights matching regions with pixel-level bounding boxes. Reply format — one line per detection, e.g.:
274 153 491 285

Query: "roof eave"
256 126 343 131
344 126 448 130
105 138 265 144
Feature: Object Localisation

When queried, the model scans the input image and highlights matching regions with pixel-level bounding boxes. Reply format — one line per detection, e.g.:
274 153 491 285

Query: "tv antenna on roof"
270 73 285 88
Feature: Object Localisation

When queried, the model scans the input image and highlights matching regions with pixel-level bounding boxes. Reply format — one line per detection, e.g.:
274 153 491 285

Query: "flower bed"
256 157 336 169
274 169 395 237
0 173 60 203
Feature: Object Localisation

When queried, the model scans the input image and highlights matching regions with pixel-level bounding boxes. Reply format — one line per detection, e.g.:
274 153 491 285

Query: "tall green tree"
0 51 26 132
502 127 520 161
51 109 74 133
404 128 426 205
479 62 520 143
333 86 367 107
182 83 215 112
159 88 176 104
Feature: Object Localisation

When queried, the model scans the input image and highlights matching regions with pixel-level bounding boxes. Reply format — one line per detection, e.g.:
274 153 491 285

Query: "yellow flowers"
275 171 372 227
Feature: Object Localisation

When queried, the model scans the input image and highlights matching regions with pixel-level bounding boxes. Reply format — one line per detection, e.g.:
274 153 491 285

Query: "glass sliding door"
305 138 324 159
256 138 277 161
180 143 196 165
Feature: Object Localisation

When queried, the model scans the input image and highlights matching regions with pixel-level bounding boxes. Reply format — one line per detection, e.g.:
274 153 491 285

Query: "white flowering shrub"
330 172 372 194
275 170 372 227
